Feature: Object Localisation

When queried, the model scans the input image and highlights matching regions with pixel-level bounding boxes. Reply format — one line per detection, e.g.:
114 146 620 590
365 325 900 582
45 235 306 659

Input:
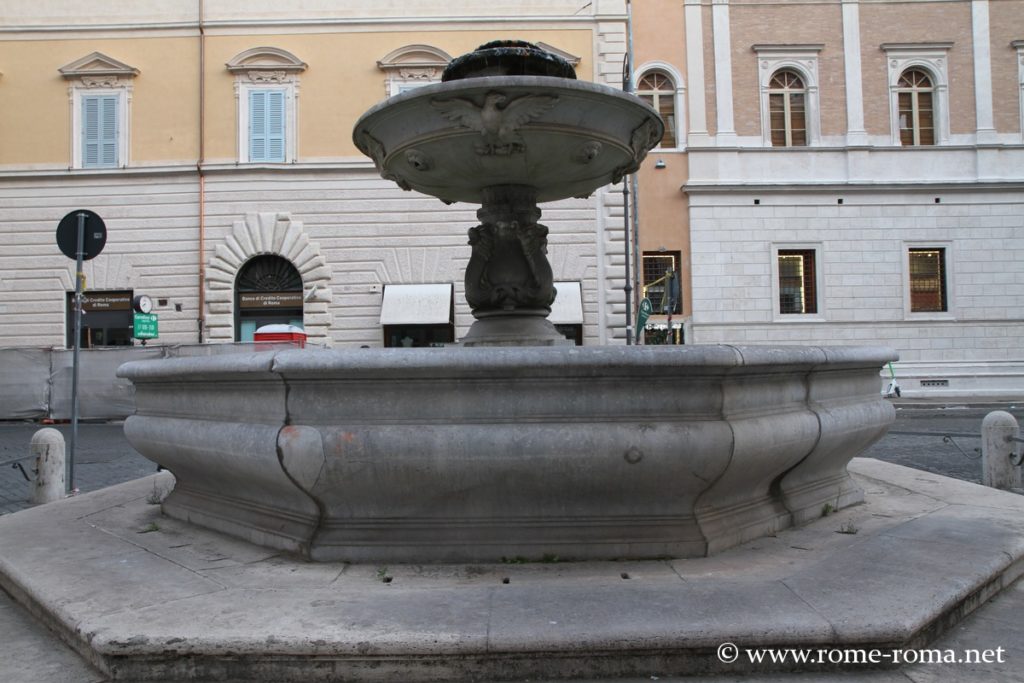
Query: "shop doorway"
66 290 134 348
234 255 304 342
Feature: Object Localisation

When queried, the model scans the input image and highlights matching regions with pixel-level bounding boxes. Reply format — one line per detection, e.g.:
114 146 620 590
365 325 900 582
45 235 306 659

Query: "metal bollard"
30 428 66 505
981 411 1022 491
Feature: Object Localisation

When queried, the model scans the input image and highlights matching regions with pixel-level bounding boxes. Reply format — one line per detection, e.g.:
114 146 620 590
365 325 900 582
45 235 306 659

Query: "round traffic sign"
56 209 107 261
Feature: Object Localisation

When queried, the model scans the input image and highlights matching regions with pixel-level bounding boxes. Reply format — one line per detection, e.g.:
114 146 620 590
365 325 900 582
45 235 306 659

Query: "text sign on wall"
133 313 159 339
81 292 132 311
239 292 303 309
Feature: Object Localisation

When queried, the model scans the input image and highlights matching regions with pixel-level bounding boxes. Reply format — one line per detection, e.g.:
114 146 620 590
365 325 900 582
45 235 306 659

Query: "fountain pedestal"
461 185 567 346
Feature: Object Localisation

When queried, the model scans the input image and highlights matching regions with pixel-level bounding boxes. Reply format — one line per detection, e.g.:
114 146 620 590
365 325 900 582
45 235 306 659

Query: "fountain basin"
119 345 895 563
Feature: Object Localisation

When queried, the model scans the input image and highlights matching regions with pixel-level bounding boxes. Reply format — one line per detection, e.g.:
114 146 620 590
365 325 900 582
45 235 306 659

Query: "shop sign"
133 313 159 340
636 297 653 330
239 291 303 309
81 292 132 311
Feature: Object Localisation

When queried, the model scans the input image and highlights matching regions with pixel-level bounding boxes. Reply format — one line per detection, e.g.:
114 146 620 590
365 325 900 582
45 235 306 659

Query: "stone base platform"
1 458 1022 682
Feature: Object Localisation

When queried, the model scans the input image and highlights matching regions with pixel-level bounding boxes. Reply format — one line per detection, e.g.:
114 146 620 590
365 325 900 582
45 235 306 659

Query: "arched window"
768 69 806 147
636 70 677 148
896 68 934 146
234 254 304 342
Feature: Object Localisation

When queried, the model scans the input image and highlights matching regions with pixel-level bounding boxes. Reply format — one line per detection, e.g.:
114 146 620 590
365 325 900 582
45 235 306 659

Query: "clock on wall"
132 294 153 314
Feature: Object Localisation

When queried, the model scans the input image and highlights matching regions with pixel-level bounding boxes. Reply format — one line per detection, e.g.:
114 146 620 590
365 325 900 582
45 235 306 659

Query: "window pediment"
882 43 951 144
377 44 452 84
881 42 952 88
535 43 581 67
378 44 452 71
59 52 139 84
226 47 308 75
752 44 824 57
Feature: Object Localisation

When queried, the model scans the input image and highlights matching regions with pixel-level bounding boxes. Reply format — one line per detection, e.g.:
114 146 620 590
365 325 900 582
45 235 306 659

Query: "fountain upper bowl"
353 76 663 204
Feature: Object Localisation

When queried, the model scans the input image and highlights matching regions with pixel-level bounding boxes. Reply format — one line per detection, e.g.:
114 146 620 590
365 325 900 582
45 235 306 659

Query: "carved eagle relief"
431 91 558 155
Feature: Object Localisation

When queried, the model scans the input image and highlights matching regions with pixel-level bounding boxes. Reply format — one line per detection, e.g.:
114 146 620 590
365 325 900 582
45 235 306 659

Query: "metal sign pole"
68 211 86 494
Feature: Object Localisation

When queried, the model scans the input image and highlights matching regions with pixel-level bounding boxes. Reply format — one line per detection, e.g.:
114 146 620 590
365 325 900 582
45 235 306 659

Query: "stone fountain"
120 42 895 564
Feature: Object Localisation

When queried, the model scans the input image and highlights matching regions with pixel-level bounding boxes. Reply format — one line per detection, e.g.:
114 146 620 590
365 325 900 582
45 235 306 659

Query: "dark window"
778 250 817 314
66 290 133 347
383 325 454 348
642 251 682 314
909 248 947 312
554 324 583 346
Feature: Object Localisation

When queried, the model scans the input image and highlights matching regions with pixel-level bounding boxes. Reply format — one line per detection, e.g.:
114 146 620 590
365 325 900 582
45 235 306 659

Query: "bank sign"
133 313 159 340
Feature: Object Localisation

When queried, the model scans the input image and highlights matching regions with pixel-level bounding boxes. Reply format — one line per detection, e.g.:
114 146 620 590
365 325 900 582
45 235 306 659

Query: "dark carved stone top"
442 40 577 82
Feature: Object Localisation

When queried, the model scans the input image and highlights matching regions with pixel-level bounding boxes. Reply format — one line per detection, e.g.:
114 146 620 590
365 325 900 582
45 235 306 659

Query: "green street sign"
133 312 159 340
637 297 653 330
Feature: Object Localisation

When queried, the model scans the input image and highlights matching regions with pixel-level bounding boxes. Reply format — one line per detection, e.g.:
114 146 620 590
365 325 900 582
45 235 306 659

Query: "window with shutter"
228 48 305 164
249 89 286 163
60 52 137 169
82 94 119 168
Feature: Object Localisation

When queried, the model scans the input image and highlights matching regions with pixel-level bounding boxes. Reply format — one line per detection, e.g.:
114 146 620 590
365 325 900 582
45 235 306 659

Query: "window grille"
778 249 817 314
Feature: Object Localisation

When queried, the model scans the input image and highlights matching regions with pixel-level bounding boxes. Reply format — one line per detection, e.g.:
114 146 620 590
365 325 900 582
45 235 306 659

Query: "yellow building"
0 1 633 348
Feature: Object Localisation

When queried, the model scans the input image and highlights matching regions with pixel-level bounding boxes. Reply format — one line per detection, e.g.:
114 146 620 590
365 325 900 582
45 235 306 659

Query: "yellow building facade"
0 2 633 348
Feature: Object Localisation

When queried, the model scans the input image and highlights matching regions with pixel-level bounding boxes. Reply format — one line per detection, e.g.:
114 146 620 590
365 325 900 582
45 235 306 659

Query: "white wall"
688 188 1024 365
0 167 621 348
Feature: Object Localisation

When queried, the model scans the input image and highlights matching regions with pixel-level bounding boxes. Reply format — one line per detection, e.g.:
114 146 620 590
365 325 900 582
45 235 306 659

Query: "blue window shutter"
267 91 285 162
82 95 118 168
82 96 100 166
249 89 286 162
249 90 267 161
100 96 118 166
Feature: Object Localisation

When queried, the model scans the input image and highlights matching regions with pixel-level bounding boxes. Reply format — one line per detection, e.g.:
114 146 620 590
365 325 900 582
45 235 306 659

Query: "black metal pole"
69 212 85 493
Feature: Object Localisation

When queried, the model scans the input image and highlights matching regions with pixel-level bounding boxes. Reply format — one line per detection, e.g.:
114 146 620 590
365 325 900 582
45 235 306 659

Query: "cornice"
0 14 608 35
0 160 378 181
683 180 1024 193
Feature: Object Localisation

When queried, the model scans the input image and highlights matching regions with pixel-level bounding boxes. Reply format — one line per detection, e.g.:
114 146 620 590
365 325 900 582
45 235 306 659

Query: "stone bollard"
981 411 1022 491
30 428 66 505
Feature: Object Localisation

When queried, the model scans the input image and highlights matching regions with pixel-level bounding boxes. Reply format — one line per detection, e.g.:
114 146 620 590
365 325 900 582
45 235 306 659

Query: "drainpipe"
197 0 206 343
621 0 636 345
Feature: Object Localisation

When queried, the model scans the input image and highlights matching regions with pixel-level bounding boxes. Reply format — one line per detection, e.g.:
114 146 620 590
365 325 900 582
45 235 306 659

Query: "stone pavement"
0 588 106 682
0 422 157 515
1 459 1022 682
3 580 1022 683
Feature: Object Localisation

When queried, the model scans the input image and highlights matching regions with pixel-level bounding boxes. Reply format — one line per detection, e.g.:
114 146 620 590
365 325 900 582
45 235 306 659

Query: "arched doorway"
234 254 304 342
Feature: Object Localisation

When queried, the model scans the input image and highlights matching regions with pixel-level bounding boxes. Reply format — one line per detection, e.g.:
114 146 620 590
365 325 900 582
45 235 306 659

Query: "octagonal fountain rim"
117 344 898 383
119 342 896 563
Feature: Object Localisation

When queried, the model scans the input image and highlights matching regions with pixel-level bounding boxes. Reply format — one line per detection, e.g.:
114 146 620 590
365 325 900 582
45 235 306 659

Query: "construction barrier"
0 342 315 421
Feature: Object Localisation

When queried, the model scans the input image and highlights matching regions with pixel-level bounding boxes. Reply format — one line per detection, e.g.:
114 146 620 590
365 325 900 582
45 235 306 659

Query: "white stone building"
675 0 1024 397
